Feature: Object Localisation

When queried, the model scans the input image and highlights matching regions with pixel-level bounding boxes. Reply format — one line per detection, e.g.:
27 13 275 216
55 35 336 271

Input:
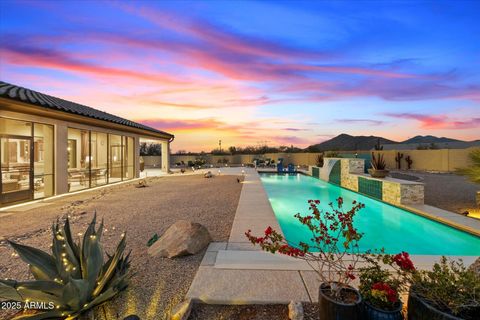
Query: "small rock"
170 299 192 320
204 171 213 178
148 220 211 258
288 301 304 320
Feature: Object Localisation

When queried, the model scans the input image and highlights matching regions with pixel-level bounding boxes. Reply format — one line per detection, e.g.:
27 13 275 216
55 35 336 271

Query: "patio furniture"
2 178 20 192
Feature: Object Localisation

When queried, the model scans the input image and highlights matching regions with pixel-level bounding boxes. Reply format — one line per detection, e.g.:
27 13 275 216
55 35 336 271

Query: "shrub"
410 256 480 319
316 153 324 167
245 198 367 301
360 252 415 310
456 149 480 184
0 214 130 319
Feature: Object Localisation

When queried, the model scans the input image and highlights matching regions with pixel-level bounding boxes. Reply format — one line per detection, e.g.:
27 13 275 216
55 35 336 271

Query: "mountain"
401 135 462 144
307 134 398 152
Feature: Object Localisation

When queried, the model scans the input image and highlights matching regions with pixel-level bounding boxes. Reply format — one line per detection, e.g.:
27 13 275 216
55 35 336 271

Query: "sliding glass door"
0 136 34 204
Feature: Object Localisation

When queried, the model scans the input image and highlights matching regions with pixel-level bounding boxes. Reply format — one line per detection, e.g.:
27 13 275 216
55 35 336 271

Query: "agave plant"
0 214 131 319
371 152 387 170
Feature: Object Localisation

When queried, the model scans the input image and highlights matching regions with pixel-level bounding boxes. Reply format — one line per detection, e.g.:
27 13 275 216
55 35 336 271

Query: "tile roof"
0 81 173 138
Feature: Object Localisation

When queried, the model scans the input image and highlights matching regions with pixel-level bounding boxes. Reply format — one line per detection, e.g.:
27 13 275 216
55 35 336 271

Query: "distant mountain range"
307 134 479 151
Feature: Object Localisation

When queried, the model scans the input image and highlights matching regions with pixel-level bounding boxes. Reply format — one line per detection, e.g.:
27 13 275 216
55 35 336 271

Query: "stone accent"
288 301 304 320
340 158 364 192
400 184 424 205
148 220 212 258
382 181 401 205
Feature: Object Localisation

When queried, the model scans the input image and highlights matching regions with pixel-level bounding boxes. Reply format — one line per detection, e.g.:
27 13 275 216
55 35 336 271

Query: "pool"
260 173 480 255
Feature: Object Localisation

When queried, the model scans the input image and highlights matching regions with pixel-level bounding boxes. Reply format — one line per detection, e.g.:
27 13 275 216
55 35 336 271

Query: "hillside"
307 134 397 152
402 135 461 144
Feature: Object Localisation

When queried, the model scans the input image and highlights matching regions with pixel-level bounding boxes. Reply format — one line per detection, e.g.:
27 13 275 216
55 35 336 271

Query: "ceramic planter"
407 291 463 320
368 169 389 178
363 300 403 320
318 282 362 320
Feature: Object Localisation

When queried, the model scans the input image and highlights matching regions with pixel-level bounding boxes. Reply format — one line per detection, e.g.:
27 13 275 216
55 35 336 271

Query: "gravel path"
0 174 242 320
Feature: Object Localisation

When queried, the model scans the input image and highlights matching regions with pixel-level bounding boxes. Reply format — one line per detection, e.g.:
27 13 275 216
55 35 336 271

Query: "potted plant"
316 153 325 167
369 152 389 178
245 198 367 320
360 252 416 320
408 257 480 320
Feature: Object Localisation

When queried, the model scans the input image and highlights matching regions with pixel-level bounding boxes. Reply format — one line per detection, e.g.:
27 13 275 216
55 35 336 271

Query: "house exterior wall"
0 108 171 206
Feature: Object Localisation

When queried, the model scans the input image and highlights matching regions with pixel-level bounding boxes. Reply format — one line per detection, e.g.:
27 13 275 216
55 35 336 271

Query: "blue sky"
1 0 479 151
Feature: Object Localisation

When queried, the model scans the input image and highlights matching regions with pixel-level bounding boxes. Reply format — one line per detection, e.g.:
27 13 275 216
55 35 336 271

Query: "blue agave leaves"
0 213 131 319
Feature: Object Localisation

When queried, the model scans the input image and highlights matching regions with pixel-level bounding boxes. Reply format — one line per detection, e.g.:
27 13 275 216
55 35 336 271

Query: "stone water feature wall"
308 158 424 206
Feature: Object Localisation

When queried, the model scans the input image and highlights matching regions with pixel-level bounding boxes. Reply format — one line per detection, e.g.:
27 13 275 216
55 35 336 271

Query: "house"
0 81 174 207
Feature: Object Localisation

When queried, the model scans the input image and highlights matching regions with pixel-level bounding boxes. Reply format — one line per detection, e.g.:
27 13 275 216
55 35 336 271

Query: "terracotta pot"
368 169 389 178
318 282 362 320
363 300 403 320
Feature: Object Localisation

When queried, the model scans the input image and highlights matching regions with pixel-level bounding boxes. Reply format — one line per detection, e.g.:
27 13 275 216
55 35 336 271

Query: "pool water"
260 173 480 255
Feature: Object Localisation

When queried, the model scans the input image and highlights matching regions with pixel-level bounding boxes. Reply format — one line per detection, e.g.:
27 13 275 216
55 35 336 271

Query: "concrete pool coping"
186 169 480 304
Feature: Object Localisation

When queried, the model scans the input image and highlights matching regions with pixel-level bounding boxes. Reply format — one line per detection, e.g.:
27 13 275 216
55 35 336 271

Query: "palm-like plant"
457 149 480 207
457 149 480 184
0 214 130 319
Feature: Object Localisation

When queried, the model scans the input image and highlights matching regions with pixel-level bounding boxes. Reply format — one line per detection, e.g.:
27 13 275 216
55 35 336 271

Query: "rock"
288 301 304 320
204 171 213 178
148 220 211 258
170 299 192 320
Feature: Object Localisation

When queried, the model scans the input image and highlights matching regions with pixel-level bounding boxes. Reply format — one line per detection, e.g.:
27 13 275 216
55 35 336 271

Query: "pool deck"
186 168 480 304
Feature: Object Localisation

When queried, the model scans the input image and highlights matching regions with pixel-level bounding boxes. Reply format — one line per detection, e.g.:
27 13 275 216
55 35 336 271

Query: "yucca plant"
0 214 131 319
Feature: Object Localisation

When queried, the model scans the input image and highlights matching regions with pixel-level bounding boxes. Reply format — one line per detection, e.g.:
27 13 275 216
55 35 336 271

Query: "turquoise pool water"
260 173 480 255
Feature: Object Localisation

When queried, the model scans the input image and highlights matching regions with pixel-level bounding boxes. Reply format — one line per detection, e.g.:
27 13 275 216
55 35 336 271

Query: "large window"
109 134 123 183
33 123 54 199
67 128 134 193
125 137 134 179
90 131 108 187
1 117 54 204
67 128 90 192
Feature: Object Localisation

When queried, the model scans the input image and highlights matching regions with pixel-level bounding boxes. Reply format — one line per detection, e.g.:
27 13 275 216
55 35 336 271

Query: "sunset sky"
1 0 479 152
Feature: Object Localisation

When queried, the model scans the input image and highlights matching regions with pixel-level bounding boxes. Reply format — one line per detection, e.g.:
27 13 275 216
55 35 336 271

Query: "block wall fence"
143 147 478 172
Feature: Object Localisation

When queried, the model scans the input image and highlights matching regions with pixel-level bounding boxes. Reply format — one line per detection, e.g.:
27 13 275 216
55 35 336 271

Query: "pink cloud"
384 113 480 129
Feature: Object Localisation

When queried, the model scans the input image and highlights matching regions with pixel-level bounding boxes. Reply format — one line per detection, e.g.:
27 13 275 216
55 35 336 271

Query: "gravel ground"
0 174 242 320
398 171 479 214
190 303 319 320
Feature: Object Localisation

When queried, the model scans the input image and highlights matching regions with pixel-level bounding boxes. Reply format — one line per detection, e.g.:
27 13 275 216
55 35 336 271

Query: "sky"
1 0 479 152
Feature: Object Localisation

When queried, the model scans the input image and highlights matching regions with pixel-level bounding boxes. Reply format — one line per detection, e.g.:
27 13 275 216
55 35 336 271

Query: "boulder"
148 220 211 258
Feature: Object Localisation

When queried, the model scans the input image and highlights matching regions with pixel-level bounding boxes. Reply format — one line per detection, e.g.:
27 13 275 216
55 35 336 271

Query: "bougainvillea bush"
245 198 367 301
360 252 416 310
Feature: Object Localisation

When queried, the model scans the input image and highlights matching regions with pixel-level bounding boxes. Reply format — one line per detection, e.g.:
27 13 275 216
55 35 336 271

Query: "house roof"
0 81 173 139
